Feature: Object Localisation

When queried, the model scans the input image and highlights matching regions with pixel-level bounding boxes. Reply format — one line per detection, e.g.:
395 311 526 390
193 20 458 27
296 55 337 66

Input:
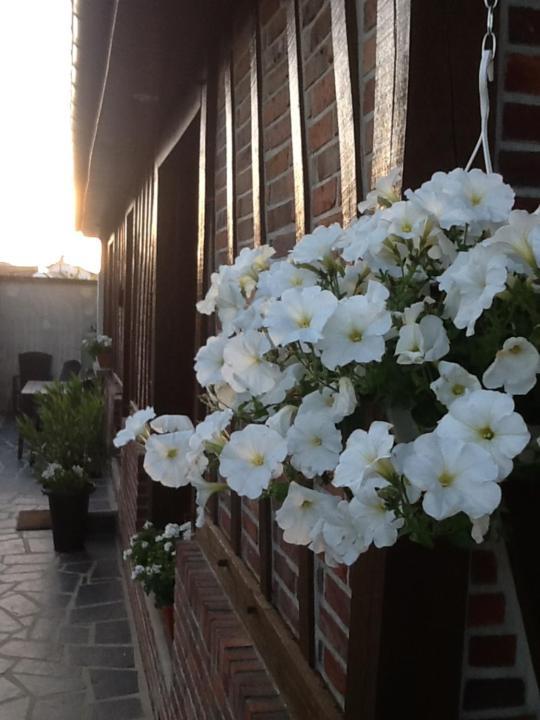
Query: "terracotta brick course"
469 635 517 667
467 593 506 627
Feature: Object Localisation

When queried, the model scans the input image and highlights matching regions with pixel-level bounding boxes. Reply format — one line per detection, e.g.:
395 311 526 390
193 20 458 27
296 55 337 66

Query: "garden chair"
13 352 53 459
59 359 81 381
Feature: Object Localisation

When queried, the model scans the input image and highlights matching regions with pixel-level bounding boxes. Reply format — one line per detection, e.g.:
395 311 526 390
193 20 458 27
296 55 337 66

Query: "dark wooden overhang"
72 0 223 239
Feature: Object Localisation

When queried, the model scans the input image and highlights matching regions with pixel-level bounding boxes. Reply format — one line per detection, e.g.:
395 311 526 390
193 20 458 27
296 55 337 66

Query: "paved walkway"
0 418 152 719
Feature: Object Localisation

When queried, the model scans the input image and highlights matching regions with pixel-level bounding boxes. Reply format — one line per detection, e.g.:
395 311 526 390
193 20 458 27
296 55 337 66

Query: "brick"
266 200 295 233
265 113 292 150
318 605 348 661
309 4 331 53
499 150 540 187
312 177 338 217
308 70 335 118
324 574 351 626
264 59 289 98
303 40 333 89
273 550 297 593
364 0 377 32
462 678 525 711
506 54 540 95
323 646 346 697
363 34 376 74
364 115 374 154
469 635 517 667
315 143 339 181
470 549 497 585
503 102 540 143
308 109 336 152
467 593 505 627
509 7 540 45
263 87 290 126
264 5 286 46
301 0 325 28
268 173 294 205
363 75 375 114
270 230 297 257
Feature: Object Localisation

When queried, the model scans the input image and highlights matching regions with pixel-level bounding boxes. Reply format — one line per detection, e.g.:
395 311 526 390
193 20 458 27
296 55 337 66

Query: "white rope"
465 0 499 173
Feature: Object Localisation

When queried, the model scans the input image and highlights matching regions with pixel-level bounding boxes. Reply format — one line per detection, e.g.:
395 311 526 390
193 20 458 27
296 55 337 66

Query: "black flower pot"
46 490 92 552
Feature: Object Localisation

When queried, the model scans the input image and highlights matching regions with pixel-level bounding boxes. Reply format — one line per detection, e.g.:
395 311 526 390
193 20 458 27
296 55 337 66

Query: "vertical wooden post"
224 53 236 263
286 0 309 239
330 0 361 226
250 3 265 248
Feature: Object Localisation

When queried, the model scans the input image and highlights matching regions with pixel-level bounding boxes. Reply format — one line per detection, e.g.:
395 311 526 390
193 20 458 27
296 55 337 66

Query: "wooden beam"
224 55 236 263
371 0 411 184
250 4 265 247
230 492 242 556
197 523 341 720
286 0 309 238
258 497 272 601
330 0 360 226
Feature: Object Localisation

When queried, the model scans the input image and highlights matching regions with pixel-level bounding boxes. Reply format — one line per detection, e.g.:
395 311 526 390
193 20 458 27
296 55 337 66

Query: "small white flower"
143 431 194 488
164 542 173 552
141 541 149 549
430 361 481 407
265 405 296 438
72 465 84 477
264 286 338 346
114 407 155 448
339 214 390 264
403 433 500 521
314 499 368 566
437 390 530 480
42 462 61 480
222 331 280 395
163 523 182 538
333 421 395 493
275 481 339 545
194 335 227 387
150 415 194 434
257 260 318 297
358 166 402 213
483 337 540 396
289 223 343 265
287 412 342 479
318 281 392 370
349 480 403 548
381 200 429 240
219 425 287 499
189 409 233 455
297 378 356 423
438 244 508 336
123 549 132 560
143 521 153 530
131 565 145 579
484 209 540 273
395 310 449 365
191 479 228 528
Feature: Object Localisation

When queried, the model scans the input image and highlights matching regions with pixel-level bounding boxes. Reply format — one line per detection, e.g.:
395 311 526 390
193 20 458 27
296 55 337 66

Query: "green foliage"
124 523 181 608
17 376 106 481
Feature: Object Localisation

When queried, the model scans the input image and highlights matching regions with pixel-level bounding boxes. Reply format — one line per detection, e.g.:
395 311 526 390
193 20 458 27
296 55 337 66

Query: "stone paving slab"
0 418 152 719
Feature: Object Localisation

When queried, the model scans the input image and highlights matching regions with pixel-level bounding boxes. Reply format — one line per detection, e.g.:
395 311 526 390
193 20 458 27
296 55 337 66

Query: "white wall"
0 277 97 412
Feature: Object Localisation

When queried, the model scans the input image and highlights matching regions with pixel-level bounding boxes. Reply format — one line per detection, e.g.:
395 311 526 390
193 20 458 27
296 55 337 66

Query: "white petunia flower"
403 433 500 521
259 362 305 406
257 260 318 298
289 223 343 265
381 200 429 240
358 166 402 213
143 431 194 488
438 244 508 336
314 499 368 566
194 335 227 387
395 301 449 364
297 378 356 423
436 390 530 480
189 409 233 455
163 523 182 539
471 515 491 544
219 424 287 499
265 405 296 437
275 481 339 546
339 214 390 264
196 265 246 334
348 480 403 548
333 421 395 494
191 479 228 528
430 361 481 407
114 407 156 448
484 210 540 273
264 286 338 346
318 281 392 370
150 415 194 434
222 331 280 395
287 412 342 479
483 337 540 396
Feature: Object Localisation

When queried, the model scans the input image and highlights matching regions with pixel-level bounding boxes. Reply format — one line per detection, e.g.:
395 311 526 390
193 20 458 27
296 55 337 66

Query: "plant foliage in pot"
18 376 105 551
123 521 182 640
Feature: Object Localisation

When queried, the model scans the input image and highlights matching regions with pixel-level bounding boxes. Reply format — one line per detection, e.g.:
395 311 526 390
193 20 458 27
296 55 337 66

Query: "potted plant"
40 463 95 552
82 332 113 368
123 521 182 639
18 376 106 550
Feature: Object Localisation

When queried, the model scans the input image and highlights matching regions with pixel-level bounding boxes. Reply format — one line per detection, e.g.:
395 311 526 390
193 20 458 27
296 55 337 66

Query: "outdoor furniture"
59 359 81 381
14 352 53 460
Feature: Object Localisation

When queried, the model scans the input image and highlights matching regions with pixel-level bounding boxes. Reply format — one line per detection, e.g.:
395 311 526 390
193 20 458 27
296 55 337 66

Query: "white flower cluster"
115 167 540 566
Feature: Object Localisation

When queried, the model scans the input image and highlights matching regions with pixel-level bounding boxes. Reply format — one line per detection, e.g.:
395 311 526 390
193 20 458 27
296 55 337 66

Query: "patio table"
21 380 56 395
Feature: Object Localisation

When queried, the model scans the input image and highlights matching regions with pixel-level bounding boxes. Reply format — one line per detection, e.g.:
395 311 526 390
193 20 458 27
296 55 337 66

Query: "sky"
0 1 101 273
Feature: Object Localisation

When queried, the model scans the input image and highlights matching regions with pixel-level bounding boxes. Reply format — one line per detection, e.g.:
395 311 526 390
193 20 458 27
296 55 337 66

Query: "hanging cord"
465 0 499 173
